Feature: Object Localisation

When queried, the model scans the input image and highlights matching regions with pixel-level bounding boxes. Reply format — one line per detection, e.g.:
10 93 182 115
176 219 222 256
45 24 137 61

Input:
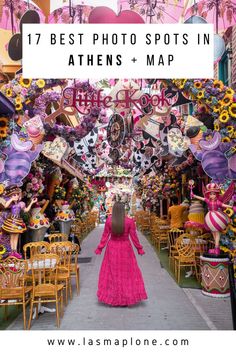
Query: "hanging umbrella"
50 1 118 13
48 4 93 24
48 1 118 24
184 0 236 33
119 0 186 23
0 0 45 32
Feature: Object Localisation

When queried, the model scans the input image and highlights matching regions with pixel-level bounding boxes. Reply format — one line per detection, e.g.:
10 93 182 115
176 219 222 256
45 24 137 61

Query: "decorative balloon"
88 7 145 24
8 10 40 61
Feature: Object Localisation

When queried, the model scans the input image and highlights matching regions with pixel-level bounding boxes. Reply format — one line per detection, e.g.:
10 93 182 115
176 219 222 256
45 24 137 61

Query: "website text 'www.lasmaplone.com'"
47 336 189 348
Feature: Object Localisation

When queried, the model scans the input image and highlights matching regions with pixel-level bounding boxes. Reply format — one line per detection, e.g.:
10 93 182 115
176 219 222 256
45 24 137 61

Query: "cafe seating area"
0 211 99 330
134 210 215 285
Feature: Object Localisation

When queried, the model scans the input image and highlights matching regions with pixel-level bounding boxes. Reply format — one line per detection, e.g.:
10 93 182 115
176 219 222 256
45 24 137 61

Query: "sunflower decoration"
178 79 187 89
229 223 236 232
220 94 233 107
0 117 8 138
225 88 234 96
15 96 22 105
224 208 234 218
15 102 23 111
219 110 230 123
172 79 187 89
19 77 32 88
220 246 230 254
213 103 222 113
25 99 31 105
206 97 213 105
213 80 224 90
229 103 236 118
0 183 5 195
36 79 45 88
222 136 230 142
226 125 234 137
196 90 205 99
194 81 202 89
5 88 12 97
214 122 220 131
0 244 6 254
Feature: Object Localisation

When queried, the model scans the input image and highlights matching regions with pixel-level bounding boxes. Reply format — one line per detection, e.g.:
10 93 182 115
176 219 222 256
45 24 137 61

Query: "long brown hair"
111 202 125 235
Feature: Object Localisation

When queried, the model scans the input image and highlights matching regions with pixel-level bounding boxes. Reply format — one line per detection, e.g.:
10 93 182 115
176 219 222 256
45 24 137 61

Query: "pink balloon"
88 7 144 24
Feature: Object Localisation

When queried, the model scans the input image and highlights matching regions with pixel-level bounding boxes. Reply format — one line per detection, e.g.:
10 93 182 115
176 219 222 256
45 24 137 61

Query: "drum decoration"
200 255 230 298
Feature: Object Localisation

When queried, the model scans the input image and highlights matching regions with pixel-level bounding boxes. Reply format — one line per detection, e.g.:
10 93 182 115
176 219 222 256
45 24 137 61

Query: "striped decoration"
205 211 229 232
2 216 26 234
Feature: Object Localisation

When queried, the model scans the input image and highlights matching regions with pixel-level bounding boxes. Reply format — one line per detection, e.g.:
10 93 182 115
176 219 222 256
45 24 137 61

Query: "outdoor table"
183 238 207 249
159 225 170 230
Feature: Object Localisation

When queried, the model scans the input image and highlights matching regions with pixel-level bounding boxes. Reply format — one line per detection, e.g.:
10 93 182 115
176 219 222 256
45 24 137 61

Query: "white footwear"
185 270 193 278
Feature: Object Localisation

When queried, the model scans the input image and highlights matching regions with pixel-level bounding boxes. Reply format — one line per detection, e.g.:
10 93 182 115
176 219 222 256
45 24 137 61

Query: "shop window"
219 52 229 85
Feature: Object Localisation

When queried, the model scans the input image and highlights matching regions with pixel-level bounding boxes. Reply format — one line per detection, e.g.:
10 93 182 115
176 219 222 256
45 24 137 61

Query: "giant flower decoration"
166 79 236 143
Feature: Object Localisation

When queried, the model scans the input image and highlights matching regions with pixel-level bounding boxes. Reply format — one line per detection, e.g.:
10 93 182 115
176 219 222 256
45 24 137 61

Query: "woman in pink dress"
95 202 147 306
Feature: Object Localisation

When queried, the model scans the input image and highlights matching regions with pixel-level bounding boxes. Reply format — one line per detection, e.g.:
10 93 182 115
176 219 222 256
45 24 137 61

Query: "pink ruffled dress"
95 216 147 306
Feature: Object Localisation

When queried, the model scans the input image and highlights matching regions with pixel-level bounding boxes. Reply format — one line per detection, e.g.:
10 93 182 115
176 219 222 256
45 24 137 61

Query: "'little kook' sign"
65 87 174 114
44 87 176 127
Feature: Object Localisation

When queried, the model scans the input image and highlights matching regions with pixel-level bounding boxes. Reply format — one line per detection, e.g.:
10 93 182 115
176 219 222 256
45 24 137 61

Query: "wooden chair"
156 229 169 252
0 257 32 329
23 241 50 259
28 254 64 329
151 226 161 247
168 229 185 269
140 218 150 234
48 233 68 243
48 242 73 304
75 219 87 239
174 234 198 284
70 243 80 295
71 221 81 243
